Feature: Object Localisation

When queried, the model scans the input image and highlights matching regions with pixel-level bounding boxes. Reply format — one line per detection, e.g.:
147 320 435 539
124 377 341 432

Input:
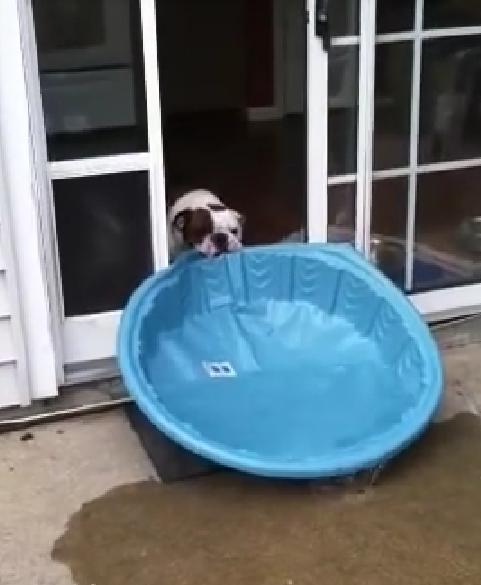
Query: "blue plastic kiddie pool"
118 244 443 479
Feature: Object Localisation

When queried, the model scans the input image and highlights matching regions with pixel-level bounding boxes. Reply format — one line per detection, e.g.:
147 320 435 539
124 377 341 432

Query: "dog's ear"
173 209 190 232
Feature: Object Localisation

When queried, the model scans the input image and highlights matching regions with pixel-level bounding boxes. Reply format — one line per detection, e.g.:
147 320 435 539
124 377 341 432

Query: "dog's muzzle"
211 232 229 254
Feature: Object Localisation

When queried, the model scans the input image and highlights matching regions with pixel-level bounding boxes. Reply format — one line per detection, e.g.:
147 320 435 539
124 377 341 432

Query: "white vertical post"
307 0 329 242
405 0 424 291
139 0 169 269
18 0 65 380
356 0 376 254
0 0 58 400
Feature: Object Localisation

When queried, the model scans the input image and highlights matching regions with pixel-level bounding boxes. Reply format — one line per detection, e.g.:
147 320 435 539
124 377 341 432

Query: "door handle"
315 0 330 52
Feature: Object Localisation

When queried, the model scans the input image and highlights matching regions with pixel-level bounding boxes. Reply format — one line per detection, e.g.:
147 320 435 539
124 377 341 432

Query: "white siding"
0 220 28 407
0 2 27 407
0 272 10 315
0 121 29 407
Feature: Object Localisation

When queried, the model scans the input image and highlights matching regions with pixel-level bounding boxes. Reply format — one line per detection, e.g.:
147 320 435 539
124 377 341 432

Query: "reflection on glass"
419 36 481 164
374 43 413 170
53 172 153 316
415 167 481 292
377 0 414 33
371 178 408 288
328 183 356 243
33 0 148 161
328 46 358 176
330 0 359 37
424 0 481 29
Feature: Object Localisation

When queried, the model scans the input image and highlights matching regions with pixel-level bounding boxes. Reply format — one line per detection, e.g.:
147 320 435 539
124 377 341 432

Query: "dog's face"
173 203 243 257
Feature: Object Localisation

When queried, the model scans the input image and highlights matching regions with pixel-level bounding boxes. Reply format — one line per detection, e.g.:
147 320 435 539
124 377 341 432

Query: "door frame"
307 0 328 242
12 0 169 382
0 0 58 399
4 0 481 393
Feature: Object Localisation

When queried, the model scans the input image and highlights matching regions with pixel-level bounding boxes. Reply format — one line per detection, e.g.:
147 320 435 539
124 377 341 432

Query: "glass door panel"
415 167 481 292
424 1 481 29
419 35 481 164
328 183 356 243
370 178 408 289
376 0 414 34
53 172 152 316
366 0 481 318
330 0 359 36
33 0 148 161
31 0 163 366
373 42 413 171
328 45 359 176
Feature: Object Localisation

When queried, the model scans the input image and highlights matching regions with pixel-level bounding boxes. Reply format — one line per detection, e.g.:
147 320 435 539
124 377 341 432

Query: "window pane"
328 183 356 243
53 172 153 316
424 0 481 29
414 167 481 292
371 178 408 289
331 0 359 37
374 42 413 170
377 0 414 33
328 46 359 176
419 36 481 164
33 0 148 161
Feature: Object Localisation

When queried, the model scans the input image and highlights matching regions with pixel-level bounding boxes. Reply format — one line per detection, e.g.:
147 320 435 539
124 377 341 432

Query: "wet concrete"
53 414 481 585
1 340 481 584
0 410 155 585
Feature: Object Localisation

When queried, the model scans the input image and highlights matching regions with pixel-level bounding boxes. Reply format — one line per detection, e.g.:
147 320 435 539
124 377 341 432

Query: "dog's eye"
231 228 238 236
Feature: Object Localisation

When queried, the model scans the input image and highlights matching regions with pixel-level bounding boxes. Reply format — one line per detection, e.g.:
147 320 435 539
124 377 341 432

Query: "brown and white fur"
168 189 244 259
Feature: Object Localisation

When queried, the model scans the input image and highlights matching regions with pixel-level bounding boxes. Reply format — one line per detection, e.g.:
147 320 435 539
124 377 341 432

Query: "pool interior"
141 301 418 458
131 250 432 465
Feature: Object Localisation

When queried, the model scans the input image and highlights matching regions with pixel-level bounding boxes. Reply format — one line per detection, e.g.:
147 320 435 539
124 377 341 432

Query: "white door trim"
405 0 424 291
356 0 376 253
63 311 121 365
412 283 481 322
307 0 328 242
140 0 169 270
17 0 65 379
49 153 151 181
0 0 58 399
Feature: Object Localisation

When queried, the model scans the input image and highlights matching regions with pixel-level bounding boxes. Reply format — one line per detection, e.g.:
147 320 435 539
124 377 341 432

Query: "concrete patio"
1 322 481 585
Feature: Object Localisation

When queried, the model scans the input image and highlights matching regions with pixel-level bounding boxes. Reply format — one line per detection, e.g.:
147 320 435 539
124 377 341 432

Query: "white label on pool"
202 361 237 378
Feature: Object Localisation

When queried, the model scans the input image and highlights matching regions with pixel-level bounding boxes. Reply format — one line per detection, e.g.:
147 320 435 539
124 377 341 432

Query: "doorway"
157 0 307 245
19 0 481 382
27 0 310 374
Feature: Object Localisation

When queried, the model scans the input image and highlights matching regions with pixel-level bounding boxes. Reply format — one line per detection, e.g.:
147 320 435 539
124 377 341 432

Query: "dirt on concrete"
53 414 481 585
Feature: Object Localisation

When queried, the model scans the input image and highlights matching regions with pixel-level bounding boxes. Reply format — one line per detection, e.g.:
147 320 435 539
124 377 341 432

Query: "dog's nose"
211 232 228 251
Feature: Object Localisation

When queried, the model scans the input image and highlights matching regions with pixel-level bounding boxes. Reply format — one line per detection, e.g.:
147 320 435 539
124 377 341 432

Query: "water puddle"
53 414 481 585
